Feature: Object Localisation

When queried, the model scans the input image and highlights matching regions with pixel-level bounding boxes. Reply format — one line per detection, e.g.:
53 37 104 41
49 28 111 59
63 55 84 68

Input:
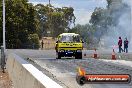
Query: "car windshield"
59 35 81 42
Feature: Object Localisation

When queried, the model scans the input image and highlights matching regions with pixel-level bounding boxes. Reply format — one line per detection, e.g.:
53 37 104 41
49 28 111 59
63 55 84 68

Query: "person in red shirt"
118 37 123 53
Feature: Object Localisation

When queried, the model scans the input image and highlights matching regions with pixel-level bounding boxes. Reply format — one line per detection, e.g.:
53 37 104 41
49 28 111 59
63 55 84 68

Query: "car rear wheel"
56 52 61 59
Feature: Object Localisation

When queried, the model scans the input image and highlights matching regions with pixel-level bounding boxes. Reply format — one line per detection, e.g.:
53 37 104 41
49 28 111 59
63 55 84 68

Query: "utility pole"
49 0 50 4
1 0 6 73
3 0 6 51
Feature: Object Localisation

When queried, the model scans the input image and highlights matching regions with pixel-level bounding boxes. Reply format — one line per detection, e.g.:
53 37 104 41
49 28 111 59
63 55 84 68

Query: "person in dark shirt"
124 38 129 53
41 40 44 49
118 37 123 53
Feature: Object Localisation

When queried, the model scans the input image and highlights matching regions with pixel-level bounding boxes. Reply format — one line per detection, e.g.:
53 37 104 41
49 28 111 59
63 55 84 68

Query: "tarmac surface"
8 49 132 88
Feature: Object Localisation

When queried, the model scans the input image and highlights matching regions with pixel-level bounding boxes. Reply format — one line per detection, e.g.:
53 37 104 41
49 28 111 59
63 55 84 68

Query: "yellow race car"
55 33 83 59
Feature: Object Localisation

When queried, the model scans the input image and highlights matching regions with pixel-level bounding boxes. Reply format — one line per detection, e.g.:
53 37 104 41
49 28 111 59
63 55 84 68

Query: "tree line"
0 0 75 49
1 0 129 49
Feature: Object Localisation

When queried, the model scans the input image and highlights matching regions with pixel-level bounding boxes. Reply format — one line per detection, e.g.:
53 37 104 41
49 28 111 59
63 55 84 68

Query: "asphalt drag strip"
30 58 132 88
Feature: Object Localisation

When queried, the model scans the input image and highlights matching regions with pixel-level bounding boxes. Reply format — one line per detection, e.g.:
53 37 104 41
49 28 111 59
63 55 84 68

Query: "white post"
3 0 6 51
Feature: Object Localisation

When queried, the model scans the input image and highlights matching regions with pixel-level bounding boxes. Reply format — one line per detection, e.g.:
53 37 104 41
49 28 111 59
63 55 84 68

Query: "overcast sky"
29 0 107 25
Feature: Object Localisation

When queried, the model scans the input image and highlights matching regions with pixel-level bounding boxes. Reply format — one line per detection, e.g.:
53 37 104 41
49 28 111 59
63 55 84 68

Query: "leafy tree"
34 4 49 38
35 4 76 38
4 0 39 49
27 33 40 49
0 0 76 49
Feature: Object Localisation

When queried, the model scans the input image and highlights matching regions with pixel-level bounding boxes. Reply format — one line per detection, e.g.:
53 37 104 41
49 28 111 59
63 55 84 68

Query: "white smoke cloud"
123 0 132 50
99 0 132 51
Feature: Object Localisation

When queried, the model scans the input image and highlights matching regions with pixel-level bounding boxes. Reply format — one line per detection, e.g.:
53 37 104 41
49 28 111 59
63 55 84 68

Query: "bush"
28 33 40 49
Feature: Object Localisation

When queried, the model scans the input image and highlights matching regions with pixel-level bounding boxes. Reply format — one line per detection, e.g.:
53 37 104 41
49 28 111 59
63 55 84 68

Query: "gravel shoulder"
0 50 13 88
0 69 13 88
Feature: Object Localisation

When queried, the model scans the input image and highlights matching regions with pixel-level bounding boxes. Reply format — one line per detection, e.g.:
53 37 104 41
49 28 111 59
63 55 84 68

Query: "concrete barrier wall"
6 53 62 88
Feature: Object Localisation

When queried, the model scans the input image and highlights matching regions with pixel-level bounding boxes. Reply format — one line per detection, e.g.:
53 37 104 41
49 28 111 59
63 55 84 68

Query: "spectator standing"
124 38 129 53
41 40 44 49
118 37 123 53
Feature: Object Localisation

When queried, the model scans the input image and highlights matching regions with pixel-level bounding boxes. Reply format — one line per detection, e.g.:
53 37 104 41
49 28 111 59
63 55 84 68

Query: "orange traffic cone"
112 49 116 60
93 49 97 59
